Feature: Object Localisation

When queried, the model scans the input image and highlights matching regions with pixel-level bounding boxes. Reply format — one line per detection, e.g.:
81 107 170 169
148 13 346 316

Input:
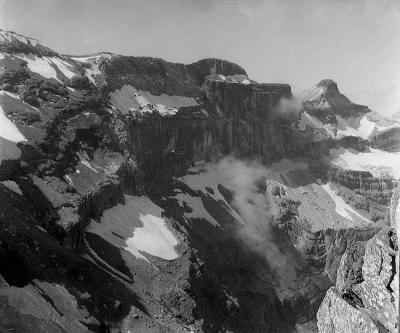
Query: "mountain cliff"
0 29 398 332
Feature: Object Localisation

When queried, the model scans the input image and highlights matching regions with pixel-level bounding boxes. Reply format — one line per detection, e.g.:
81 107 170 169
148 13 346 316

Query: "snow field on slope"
16 54 78 81
336 115 376 139
1 180 23 195
110 84 198 116
266 159 371 230
17 55 58 81
76 152 98 173
329 148 400 179
87 195 179 262
0 101 26 163
0 102 26 142
298 112 336 140
301 85 327 101
299 112 326 130
49 57 77 79
336 114 397 140
300 112 398 141
210 74 251 84
321 183 370 223
71 53 114 63
71 54 112 85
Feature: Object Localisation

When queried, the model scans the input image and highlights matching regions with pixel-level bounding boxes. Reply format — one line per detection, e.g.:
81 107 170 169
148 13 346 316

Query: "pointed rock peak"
303 78 370 120
316 79 340 94
302 79 343 102
317 79 337 88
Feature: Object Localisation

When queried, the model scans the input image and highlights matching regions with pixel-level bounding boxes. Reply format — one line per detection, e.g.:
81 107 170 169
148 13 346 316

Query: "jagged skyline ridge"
0 0 399 115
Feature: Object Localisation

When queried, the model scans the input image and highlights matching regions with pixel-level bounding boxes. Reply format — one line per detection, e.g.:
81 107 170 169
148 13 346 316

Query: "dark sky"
1 0 399 115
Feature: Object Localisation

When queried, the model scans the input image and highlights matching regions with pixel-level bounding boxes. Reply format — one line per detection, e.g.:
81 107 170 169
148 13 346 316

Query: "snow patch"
329 148 400 179
17 54 59 81
71 54 114 85
209 74 251 85
110 85 198 116
71 53 114 63
0 90 20 100
16 54 78 81
300 85 332 109
0 103 26 163
299 112 324 129
50 57 77 79
322 183 370 223
87 195 178 262
298 112 336 139
0 103 26 142
337 115 380 139
64 175 73 185
79 159 97 173
1 180 22 195
84 64 102 85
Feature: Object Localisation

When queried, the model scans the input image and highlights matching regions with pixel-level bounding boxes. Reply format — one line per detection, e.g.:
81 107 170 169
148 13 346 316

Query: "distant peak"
316 79 339 92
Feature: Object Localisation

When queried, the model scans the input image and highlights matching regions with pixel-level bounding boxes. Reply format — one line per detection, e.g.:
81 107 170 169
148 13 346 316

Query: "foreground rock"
317 187 399 333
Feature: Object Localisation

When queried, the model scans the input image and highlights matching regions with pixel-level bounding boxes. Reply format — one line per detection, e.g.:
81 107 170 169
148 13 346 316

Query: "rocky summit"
0 29 398 333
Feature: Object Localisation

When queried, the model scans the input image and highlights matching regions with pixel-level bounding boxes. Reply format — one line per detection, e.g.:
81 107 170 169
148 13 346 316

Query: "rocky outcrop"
317 187 399 333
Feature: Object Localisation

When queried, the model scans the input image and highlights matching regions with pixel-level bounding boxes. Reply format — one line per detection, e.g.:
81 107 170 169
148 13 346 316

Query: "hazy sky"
1 0 399 115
